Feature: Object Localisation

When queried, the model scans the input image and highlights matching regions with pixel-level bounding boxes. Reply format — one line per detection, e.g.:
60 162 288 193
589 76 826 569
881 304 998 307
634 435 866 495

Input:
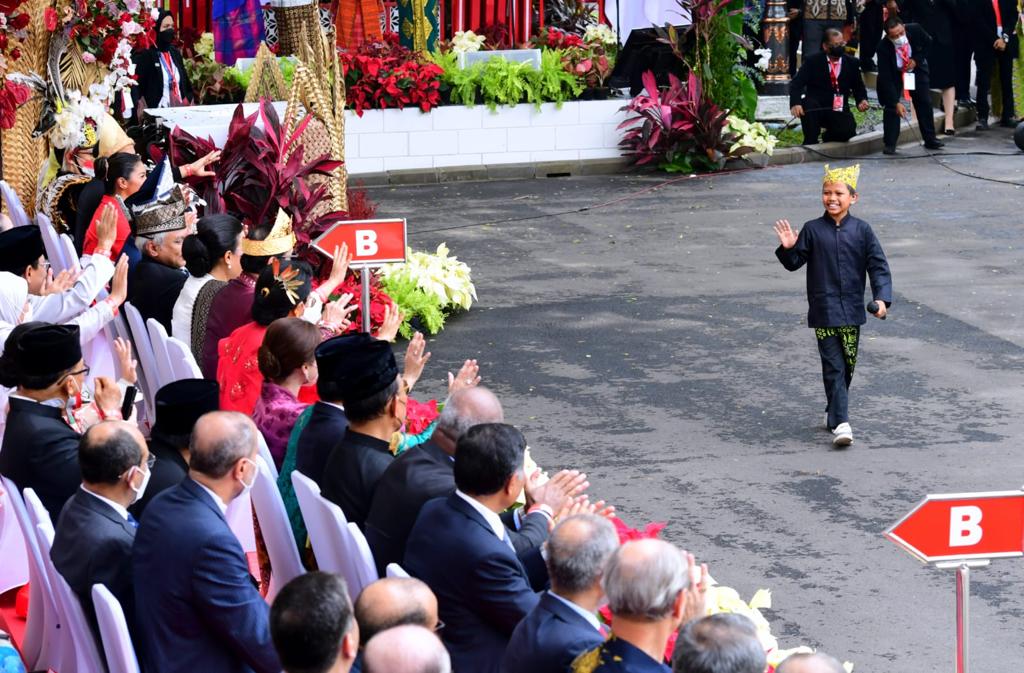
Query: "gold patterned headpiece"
823 164 860 190
259 258 304 306
241 209 297 257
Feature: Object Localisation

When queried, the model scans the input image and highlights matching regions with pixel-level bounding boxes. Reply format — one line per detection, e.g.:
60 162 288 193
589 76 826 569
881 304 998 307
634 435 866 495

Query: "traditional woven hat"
134 184 190 238
242 208 297 257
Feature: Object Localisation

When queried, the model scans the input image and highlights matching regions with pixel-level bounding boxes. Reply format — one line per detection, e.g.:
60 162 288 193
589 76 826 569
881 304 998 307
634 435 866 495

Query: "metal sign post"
359 264 372 333
885 490 1024 673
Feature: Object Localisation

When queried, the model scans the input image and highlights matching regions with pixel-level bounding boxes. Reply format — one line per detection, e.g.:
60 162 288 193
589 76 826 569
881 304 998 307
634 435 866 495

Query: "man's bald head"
354 578 438 644
188 411 257 478
79 420 147 485
776 652 846 673
363 625 450 673
436 387 503 448
547 514 619 595
604 538 689 620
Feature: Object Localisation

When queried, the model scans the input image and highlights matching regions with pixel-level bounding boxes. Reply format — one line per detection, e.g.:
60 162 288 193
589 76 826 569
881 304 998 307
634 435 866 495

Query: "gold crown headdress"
241 209 297 257
823 164 860 190
259 258 304 305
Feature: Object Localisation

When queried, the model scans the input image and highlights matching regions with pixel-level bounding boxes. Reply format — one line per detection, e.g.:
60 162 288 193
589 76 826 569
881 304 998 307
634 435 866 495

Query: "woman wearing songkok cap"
129 186 193 333
200 209 351 379
0 324 126 519
217 259 356 415
131 378 220 518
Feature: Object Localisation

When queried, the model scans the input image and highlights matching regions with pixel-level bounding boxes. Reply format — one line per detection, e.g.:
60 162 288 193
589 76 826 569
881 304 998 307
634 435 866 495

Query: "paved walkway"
375 126 1024 671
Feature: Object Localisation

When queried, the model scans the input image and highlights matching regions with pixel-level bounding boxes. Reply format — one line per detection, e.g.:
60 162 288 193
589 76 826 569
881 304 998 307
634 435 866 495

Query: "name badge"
903 72 916 91
833 95 844 111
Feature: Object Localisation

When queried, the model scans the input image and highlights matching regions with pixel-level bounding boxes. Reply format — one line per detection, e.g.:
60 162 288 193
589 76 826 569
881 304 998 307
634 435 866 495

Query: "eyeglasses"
433 619 445 633
144 454 156 470
65 365 91 380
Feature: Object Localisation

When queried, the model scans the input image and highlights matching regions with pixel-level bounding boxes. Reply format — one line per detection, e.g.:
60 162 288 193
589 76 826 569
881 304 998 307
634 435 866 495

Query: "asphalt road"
370 126 1024 672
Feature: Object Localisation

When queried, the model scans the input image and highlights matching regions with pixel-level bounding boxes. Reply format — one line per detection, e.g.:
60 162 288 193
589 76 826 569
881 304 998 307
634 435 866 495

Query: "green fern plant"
379 273 447 338
429 50 481 107
478 57 534 110
526 48 583 109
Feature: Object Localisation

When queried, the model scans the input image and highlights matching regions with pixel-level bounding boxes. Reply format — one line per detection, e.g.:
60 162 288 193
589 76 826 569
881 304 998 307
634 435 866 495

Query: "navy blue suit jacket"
405 494 542 673
775 213 892 328
295 401 348 487
131 477 280 673
502 591 605 673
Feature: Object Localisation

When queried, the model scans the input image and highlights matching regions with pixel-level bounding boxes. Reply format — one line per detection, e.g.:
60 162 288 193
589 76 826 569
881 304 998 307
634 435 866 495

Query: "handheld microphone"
867 301 886 320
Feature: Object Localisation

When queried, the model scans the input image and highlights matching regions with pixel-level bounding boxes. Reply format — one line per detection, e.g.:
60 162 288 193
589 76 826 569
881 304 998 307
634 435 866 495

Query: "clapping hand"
448 359 481 394
403 332 431 391
525 469 589 513
108 255 129 306
773 219 799 249
96 203 119 252
113 337 138 384
41 268 78 296
679 552 710 625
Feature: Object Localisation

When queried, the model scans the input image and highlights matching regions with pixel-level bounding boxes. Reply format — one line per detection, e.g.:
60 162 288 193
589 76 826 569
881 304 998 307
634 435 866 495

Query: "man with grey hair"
132 411 281 673
572 539 705 673
775 651 845 673
672 613 767 673
129 198 190 332
366 386 554 573
502 514 618 673
363 624 451 673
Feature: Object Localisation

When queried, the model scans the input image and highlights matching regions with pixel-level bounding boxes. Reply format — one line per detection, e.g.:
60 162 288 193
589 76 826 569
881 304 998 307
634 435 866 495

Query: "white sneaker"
832 422 853 447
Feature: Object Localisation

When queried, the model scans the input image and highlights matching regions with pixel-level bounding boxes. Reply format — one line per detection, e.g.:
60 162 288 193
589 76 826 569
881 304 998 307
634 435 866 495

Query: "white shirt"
195 480 229 515
81 485 129 521
455 489 506 542
548 591 602 632
156 52 184 108
171 273 214 342
894 41 913 69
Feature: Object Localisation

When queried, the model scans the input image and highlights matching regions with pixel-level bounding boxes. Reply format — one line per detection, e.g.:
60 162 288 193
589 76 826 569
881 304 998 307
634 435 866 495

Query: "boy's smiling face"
821 181 857 219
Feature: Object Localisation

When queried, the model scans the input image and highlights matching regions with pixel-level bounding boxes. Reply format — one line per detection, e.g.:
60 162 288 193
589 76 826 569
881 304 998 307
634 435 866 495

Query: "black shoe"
944 128 956 136
861 63 877 73
999 118 1016 128
924 140 945 149
976 119 990 130
883 146 897 155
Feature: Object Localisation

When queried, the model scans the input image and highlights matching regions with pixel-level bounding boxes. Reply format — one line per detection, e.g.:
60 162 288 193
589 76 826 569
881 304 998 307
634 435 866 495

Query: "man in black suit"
502 514 619 673
790 28 871 144
129 191 191 333
131 378 220 518
0 324 123 520
404 423 577 673
132 411 280 673
294 336 352 488
877 16 945 152
51 420 151 642
968 0 1018 128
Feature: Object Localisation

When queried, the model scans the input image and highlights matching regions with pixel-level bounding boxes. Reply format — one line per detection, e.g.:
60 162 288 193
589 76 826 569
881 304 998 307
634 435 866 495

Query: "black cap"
0 226 45 274
153 379 220 436
315 333 398 400
16 324 82 377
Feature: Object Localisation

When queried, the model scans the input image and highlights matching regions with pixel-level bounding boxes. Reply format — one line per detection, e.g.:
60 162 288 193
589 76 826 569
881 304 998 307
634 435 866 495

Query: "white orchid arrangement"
380 243 477 311
754 47 772 72
451 30 486 55
725 115 778 156
584 23 617 47
50 89 107 149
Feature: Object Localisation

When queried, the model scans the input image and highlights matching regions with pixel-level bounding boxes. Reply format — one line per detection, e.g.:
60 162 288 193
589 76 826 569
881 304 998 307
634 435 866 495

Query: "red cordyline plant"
341 34 443 116
618 70 750 173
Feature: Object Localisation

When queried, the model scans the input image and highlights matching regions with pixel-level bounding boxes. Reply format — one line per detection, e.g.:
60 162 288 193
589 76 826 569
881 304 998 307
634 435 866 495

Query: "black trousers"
953 29 975 100
882 75 938 148
789 18 803 76
801 106 858 143
817 328 860 429
858 4 883 67
975 48 1015 121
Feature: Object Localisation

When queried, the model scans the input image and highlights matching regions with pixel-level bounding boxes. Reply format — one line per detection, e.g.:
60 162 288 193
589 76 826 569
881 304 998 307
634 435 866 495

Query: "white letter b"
949 506 983 547
356 230 378 257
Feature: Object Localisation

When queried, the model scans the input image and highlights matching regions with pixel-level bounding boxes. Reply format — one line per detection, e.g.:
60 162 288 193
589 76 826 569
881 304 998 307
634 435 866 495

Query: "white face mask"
893 35 908 47
237 458 258 495
127 464 151 504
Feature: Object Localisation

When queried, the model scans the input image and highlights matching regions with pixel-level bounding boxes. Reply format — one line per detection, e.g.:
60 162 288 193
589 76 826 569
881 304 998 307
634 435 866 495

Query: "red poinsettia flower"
405 398 439 435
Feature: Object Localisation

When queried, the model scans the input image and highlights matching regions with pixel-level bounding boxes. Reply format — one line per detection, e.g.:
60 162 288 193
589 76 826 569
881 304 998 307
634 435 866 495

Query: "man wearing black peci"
790 28 871 145
876 15 945 153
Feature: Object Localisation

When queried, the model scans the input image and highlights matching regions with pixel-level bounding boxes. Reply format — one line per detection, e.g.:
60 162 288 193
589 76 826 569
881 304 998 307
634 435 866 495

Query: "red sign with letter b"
313 219 408 266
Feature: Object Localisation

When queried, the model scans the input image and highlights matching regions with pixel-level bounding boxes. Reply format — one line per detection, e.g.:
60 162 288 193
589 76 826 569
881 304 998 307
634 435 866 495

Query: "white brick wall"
153 99 629 176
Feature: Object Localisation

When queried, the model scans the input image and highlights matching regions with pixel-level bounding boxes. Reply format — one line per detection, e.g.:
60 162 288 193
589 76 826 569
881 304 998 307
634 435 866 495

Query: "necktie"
127 513 139 529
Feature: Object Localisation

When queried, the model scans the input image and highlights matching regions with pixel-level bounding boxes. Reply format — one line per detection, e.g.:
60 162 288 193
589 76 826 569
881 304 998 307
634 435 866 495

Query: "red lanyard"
160 52 181 104
991 0 1003 29
828 59 841 92
897 43 911 71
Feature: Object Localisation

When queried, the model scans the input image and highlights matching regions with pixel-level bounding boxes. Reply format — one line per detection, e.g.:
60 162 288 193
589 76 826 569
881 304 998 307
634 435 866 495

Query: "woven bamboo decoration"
244 42 289 103
1 0 53 216
60 39 109 93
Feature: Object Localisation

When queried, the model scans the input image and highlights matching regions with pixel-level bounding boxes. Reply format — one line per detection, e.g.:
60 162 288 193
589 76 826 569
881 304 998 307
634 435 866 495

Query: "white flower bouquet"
725 114 778 157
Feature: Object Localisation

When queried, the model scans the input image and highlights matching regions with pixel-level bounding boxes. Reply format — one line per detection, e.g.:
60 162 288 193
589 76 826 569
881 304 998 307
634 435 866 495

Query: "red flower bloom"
8 11 30 30
44 7 58 31
405 398 439 435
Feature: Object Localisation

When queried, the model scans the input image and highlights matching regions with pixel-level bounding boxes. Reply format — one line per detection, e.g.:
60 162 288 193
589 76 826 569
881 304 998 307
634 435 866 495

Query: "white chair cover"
0 479 29 594
291 471 377 599
20 489 74 673
92 584 141 673
60 233 82 273
35 214 72 274
386 562 411 578
165 336 203 380
257 432 279 482
250 455 304 601
0 478 48 669
146 318 176 388
31 517 105 673
110 313 154 425
224 490 258 556
345 521 379 594
124 303 162 404
0 180 30 228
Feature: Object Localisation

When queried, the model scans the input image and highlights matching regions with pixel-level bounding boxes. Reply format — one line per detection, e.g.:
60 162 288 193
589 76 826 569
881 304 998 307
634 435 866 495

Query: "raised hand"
375 301 403 342
403 332 431 391
322 292 357 332
447 358 480 394
41 268 78 296
113 337 138 384
526 468 589 513
317 243 353 300
183 150 221 179
93 376 123 416
773 219 798 249
108 255 130 306
679 552 709 625
96 203 119 252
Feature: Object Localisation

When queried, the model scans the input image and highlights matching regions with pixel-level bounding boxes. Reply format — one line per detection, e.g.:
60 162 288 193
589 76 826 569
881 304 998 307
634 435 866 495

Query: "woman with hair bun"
170 214 243 355
82 152 146 269
254 317 322 467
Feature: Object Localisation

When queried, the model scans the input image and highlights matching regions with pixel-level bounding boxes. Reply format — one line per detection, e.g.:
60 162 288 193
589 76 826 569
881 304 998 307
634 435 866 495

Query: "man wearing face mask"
877 15 945 153
51 420 150 646
0 324 124 520
132 411 281 673
133 10 195 109
790 28 871 144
